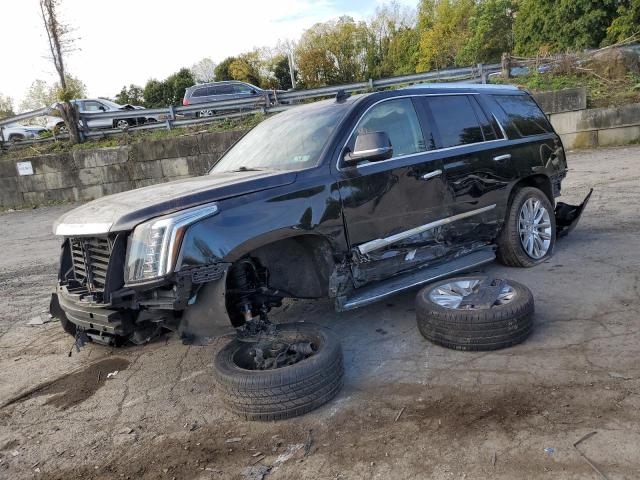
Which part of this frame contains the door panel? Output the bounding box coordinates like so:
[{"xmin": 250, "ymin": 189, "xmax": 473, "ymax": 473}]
[
  {"xmin": 420, "ymin": 95, "xmax": 515, "ymax": 246},
  {"xmin": 337, "ymin": 97, "xmax": 448, "ymax": 285}
]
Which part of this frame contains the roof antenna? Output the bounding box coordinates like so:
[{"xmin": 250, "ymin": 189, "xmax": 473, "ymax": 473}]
[{"xmin": 335, "ymin": 89, "xmax": 348, "ymax": 103}]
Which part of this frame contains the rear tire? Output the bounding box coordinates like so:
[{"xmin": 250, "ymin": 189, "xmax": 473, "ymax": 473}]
[
  {"xmin": 416, "ymin": 277, "xmax": 534, "ymax": 351},
  {"xmin": 497, "ymin": 187, "xmax": 556, "ymax": 267},
  {"xmin": 214, "ymin": 323, "xmax": 344, "ymax": 421}
]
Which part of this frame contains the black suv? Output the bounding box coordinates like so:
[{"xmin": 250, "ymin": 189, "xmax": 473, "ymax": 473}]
[{"xmin": 50, "ymin": 84, "xmax": 587, "ymax": 345}]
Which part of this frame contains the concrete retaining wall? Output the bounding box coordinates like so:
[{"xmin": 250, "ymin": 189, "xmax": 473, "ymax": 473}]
[
  {"xmin": 549, "ymin": 103, "xmax": 640, "ymax": 149},
  {"xmin": 0, "ymin": 130, "xmax": 245, "ymax": 208},
  {"xmin": 533, "ymin": 87, "xmax": 587, "ymax": 114}
]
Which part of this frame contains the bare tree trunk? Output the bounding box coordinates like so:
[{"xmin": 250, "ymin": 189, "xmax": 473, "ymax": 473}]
[{"xmin": 40, "ymin": 0, "xmax": 82, "ymax": 144}]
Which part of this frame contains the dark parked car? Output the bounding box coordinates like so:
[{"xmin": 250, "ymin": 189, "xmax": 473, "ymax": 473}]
[
  {"xmin": 182, "ymin": 81, "xmax": 282, "ymax": 118},
  {"xmin": 51, "ymin": 84, "xmax": 589, "ymax": 347}
]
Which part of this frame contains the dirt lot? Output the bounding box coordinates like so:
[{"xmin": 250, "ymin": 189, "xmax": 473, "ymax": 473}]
[{"xmin": 1, "ymin": 145, "xmax": 639, "ymax": 480}]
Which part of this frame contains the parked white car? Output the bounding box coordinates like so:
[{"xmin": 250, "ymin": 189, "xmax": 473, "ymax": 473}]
[
  {"xmin": 45, "ymin": 99, "xmax": 163, "ymax": 133},
  {"xmin": 0, "ymin": 123, "xmax": 47, "ymax": 142}
]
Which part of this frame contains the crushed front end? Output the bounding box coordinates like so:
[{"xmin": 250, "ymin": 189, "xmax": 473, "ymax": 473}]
[{"xmin": 50, "ymin": 203, "xmax": 231, "ymax": 346}]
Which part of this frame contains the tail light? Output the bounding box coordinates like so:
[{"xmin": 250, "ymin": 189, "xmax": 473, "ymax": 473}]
[{"xmin": 182, "ymin": 98, "xmax": 190, "ymax": 106}]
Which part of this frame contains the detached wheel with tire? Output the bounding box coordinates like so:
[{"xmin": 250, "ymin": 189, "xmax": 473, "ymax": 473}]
[
  {"xmin": 497, "ymin": 187, "xmax": 556, "ymax": 267},
  {"xmin": 416, "ymin": 276, "xmax": 534, "ymax": 351},
  {"xmin": 214, "ymin": 323, "xmax": 344, "ymax": 421}
]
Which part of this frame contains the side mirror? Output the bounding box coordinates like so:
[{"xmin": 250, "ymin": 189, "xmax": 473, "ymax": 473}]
[
  {"xmin": 98, "ymin": 106, "xmax": 106, "ymax": 112},
  {"xmin": 250, "ymin": 89, "xmax": 257, "ymax": 95},
  {"xmin": 344, "ymin": 131, "xmax": 393, "ymax": 164}
]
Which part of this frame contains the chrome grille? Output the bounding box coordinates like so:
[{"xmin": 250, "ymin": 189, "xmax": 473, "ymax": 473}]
[{"xmin": 70, "ymin": 237, "xmax": 112, "ymax": 292}]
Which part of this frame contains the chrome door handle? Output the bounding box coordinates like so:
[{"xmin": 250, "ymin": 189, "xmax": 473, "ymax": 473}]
[
  {"xmin": 421, "ymin": 169, "xmax": 442, "ymax": 180},
  {"xmin": 493, "ymin": 154, "xmax": 511, "ymax": 162}
]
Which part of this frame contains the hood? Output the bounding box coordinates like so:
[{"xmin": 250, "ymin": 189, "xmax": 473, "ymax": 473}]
[{"xmin": 53, "ymin": 169, "xmax": 297, "ymax": 235}]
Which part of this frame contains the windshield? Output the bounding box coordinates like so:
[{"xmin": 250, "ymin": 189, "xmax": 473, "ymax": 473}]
[{"xmin": 211, "ymin": 100, "xmax": 349, "ymax": 172}]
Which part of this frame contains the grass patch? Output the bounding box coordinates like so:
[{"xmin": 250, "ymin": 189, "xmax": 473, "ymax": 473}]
[
  {"xmin": 495, "ymin": 72, "xmax": 640, "ymax": 109},
  {"xmin": 0, "ymin": 113, "xmax": 265, "ymax": 160}
]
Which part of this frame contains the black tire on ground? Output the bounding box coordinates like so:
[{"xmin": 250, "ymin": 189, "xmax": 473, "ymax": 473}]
[
  {"xmin": 497, "ymin": 186, "xmax": 556, "ymax": 267},
  {"xmin": 416, "ymin": 277, "xmax": 534, "ymax": 351},
  {"xmin": 214, "ymin": 323, "xmax": 344, "ymax": 421},
  {"xmin": 8, "ymin": 134, "xmax": 25, "ymax": 143}
]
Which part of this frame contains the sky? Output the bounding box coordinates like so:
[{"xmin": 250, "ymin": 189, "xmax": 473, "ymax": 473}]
[{"xmin": 1, "ymin": 0, "xmax": 417, "ymax": 111}]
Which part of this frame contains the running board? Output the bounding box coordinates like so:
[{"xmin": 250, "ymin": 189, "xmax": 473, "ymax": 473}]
[{"xmin": 338, "ymin": 247, "xmax": 496, "ymax": 311}]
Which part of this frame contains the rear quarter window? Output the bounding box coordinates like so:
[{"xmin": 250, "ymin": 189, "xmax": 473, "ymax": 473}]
[
  {"xmin": 493, "ymin": 94, "xmax": 553, "ymax": 137},
  {"xmin": 191, "ymin": 88, "xmax": 208, "ymax": 98}
]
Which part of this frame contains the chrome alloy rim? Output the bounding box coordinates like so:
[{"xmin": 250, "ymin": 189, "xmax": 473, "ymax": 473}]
[
  {"xmin": 428, "ymin": 279, "xmax": 516, "ymax": 309},
  {"xmin": 518, "ymin": 198, "xmax": 552, "ymax": 259},
  {"xmin": 199, "ymin": 109, "xmax": 214, "ymax": 117},
  {"xmin": 116, "ymin": 120, "xmax": 129, "ymax": 129}
]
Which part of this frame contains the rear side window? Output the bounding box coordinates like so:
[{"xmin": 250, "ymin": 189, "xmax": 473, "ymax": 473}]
[
  {"xmin": 494, "ymin": 95, "xmax": 552, "ymax": 137},
  {"xmin": 191, "ymin": 88, "xmax": 208, "ymax": 98},
  {"xmin": 350, "ymin": 98, "xmax": 426, "ymax": 158},
  {"xmin": 234, "ymin": 84, "xmax": 253, "ymax": 94},
  {"xmin": 427, "ymin": 96, "xmax": 484, "ymax": 148},
  {"xmin": 212, "ymin": 84, "xmax": 234, "ymax": 95}
]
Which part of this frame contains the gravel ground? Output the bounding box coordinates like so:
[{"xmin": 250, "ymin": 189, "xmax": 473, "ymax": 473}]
[{"xmin": 1, "ymin": 145, "xmax": 639, "ymax": 479}]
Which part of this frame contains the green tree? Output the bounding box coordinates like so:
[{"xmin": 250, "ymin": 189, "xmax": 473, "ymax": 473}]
[
  {"xmin": 143, "ymin": 68, "xmax": 195, "ymax": 107},
  {"xmin": 416, "ymin": 0, "xmax": 476, "ymax": 71},
  {"xmin": 229, "ymin": 51, "xmax": 263, "ymax": 86},
  {"xmin": 20, "ymin": 76, "xmax": 86, "ymax": 112},
  {"xmin": 606, "ymin": 0, "xmax": 640, "ymax": 44},
  {"xmin": 115, "ymin": 84, "xmax": 144, "ymax": 106},
  {"xmin": 0, "ymin": 94, "xmax": 14, "ymax": 118},
  {"xmin": 365, "ymin": 2, "xmax": 418, "ymax": 77},
  {"xmin": 296, "ymin": 16, "xmax": 369, "ymax": 88},
  {"xmin": 272, "ymin": 55, "xmax": 295, "ymax": 90},
  {"xmin": 457, "ymin": 0, "xmax": 516, "ymax": 65},
  {"xmin": 513, "ymin": 0, "xmax": 618, "ymax": 56},
  {"xmin": 214, "ymin": 57, "xmax": 237, "ymax": 81}
]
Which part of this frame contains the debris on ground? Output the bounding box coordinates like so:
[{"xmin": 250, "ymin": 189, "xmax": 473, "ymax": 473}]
[
  {"xmin": 544, "ymin": 447, "xmax": 555, "ymax": 455},
  {"xmin": 573, "ymin": 431, "xmax": 610, "ymax": 480},
  {"xmin": 394, "ymin": 406, "xmax": 405, "ymax": 422},
  {"xmin": 106, "ymin": 371, "xmax": 119, "ymax": 379},
  {"xmin": 27, "ymin": 315, "xmax": 51, "ymax": 326},
  {"xmin": 242, "ymin": 465, "xmax": 271, "ymax": 480},
  {"xmin": 304, "ymin": 430, "xmax": 314, "ymax": 457},
  {"xmin": 225, "ymin": 437, "xmax": 242, "ymax": 444}
]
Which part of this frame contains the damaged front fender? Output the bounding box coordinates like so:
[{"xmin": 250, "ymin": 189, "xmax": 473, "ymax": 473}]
[{"xmin": 555, "ymin": 188, "xmax": 593, "ymax": 238}]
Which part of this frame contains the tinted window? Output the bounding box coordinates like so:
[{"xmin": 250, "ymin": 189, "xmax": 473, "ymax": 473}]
[
  {"xmin": 192, "ymin": 88, "xmax": 208, "ymax": 98},
  {"xmin": 234, "ymin": 84, "xmax": 254, "ymax": 94},
  {"xmin": 212, "ymin": 84, "xmax": 234, "ymax": 95},
  {"xmin": 350, "ymin": 98, "xmax": 425, "ymax": 158},
  {"xmin": 428, "ymin": 96, "xmax": 484, "ymax": 148},
  {"xmin": 494, "ymin": 94, "xmax": 552, "ymax": 137},
  {"xmin": 470, "ymin": 97, "xmax": 501, "ymax": 140}
]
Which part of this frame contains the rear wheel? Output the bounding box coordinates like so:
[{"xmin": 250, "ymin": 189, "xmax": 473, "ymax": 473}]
[
  {"xmin": 8, "ymin": 134, "xmax": 25, "ymax": 143},
  {"xmin": 114, "ymin": 119, "xmax": 131, "ymax": 129},
  {"xmin": 196, "ymin": 109, "xmax": 215, "ymax": 118},
  {"xmin": 214, "ymin": 323, "xmax": 344, "ymax": 421},
  {"xmin": 497, "ymin": 187, "xmax": 556, "ymax": 267}
]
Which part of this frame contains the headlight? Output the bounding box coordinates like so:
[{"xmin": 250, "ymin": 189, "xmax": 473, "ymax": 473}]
[{"xmin": 125, "ymin": 203, "xmax": 219, "ymax": 283}]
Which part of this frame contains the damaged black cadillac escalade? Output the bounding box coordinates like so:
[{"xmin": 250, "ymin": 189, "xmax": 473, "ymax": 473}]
[{"xmin": 50, "ymin": 84, "xmax": 589, "ymax": 346}]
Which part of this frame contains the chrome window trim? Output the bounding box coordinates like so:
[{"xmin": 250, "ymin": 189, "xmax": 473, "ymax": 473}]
[
  {"xmin": 336, "ymin": 93, "xmax": 509, "ymax": 172},
  {"xmin": 492, "ymin": 112, "xmax": 508, "ymax": 139},
  {"xmin": 356, "ymin": 204, "xmax": 496, "ymax": 255}
]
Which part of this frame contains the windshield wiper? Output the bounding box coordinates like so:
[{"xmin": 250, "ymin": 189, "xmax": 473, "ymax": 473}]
[{"xmin": 231, "ymin": 166, "xmax": 264, "ymax": 172}]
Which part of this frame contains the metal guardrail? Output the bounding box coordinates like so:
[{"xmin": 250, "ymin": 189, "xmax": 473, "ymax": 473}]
[{"xmin": 0, "ymin": 62, "xmax": 500, "ymax": 148}]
